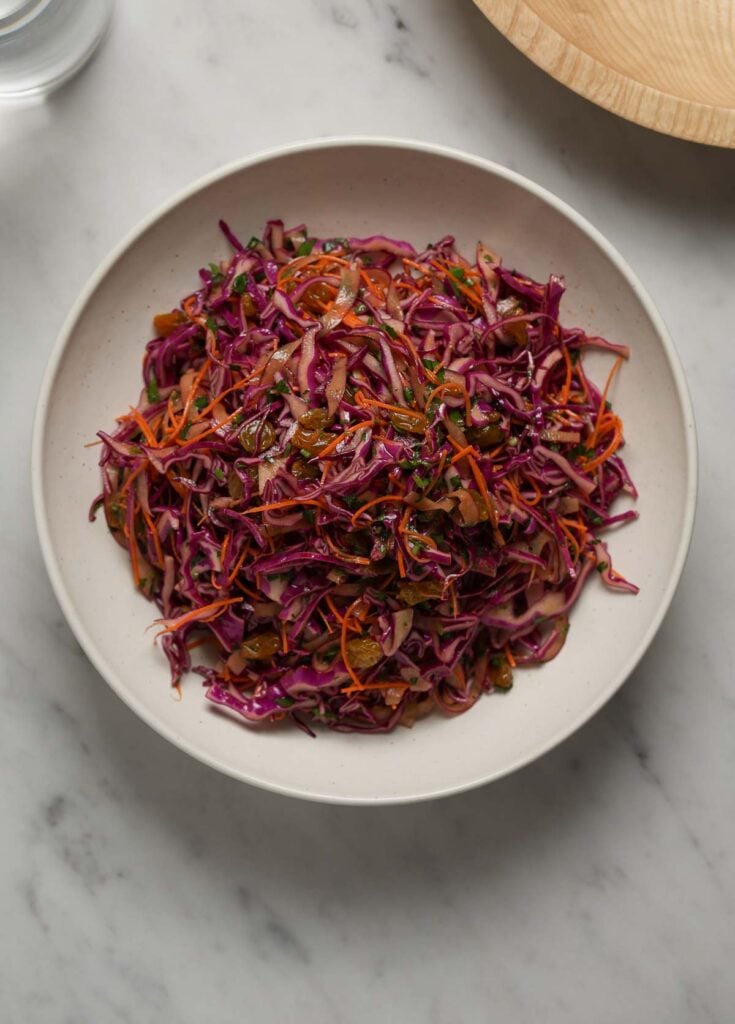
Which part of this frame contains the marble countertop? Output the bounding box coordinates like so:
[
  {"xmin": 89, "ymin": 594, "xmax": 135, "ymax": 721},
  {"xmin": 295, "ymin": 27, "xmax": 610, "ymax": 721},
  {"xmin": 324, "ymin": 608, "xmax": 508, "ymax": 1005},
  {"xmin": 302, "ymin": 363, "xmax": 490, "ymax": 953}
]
[{"xmin": 2, "ymin": 1, "xmax": 734, "ymax": 1021}]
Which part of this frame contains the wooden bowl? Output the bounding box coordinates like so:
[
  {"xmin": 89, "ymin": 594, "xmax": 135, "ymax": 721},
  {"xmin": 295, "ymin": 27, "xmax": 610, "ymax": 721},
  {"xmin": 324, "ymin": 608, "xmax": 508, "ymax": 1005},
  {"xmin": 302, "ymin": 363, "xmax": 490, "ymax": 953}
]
[{"xmin": 473, "ymin": 0, "xmax": 735, "ymax": 147}]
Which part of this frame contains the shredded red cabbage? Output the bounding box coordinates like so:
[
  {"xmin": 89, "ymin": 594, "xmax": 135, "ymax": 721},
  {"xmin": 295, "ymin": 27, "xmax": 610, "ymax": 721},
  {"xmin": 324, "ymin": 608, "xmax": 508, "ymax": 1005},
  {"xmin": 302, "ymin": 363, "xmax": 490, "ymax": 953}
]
[{"xmin": 91, "ymin": 219, "xmax": 638, "ymax": 734}]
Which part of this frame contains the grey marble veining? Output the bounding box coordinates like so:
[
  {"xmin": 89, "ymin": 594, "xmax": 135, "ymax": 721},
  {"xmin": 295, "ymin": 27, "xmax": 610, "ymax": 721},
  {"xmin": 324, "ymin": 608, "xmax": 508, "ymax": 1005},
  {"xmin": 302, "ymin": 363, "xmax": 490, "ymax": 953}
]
[{"xmin": 1, "ymin": 1, "xmax": 734, "ymax": 1021}]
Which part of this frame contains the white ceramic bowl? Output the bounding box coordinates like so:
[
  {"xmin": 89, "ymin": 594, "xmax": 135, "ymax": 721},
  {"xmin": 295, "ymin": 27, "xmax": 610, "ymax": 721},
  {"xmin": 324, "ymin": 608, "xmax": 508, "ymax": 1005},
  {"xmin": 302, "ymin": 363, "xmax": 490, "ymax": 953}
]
[{"xmin": 32, "ymin": 138, "xmax": 697, "ymax": 804}]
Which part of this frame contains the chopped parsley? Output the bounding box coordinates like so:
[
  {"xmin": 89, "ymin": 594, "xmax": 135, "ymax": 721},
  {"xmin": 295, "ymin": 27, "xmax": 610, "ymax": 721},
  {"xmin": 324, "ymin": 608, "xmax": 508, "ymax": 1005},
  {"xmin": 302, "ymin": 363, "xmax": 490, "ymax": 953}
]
[
  {"xmin": 208, "ymin": 263, "xmax": 225, "ymax": 286},
  {"xmin": 297, "ymin": 238, "xmax": 316, "ymax": 256},
  {"xmin": 146, "ymin": 372, "xmax": 159, "ymax": 404}
]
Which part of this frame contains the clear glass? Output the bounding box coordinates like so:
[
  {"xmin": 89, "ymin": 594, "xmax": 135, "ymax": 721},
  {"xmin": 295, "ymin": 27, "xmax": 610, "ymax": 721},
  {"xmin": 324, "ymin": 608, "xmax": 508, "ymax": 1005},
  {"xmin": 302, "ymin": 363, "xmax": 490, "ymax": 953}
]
[{"xmin": 0, "ymin": 0, "xmax": 113, "ymax": 99}]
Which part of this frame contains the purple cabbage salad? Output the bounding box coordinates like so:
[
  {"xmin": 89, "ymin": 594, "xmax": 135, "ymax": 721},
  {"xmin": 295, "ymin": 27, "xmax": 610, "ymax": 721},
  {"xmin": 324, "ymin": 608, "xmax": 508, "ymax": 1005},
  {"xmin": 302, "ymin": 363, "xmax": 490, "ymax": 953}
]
[{"xmin": 91, "ymin": 218, "xmax": 638, "ymax": 734}]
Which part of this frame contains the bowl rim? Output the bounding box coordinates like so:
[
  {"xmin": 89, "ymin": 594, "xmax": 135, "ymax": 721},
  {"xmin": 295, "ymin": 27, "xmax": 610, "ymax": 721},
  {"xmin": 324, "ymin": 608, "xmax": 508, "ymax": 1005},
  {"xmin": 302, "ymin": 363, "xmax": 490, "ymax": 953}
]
[{"xmin": 31, "ymin": 136, "xmax": 698, "ymax": 805}]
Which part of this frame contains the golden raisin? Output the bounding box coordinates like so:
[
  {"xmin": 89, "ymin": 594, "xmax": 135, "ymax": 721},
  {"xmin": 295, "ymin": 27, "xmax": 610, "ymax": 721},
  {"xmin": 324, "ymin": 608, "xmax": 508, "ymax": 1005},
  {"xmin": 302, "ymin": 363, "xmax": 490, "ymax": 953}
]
[
  {"xmin": 239, "ymin": 419, "xmax": 276, "ymax": 454},
  {"xmin": 398, "ymin": 580, "xmax": 445, "ymax": 606},
  {"xmin": 153, "ymin": 310, "xmax": 187, "ymax": 338},
  {"xmin": 240, "ymin": 633, "xmax": 281, "ymax": 660},
  {"xmin": 490, "ymin": 657, "xmax": 513, "ymax": 689},
  {"xmin": 389, "ymin": 411, "xmax": 427, "ymax": 435},
  {"xmin": 345, "ymin": 637, "xmax": 383, "ymax": 669}
]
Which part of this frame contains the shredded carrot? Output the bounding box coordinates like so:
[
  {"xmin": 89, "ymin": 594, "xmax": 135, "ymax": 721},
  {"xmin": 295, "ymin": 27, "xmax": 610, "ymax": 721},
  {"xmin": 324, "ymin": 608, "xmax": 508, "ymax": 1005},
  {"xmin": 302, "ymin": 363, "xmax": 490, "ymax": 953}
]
[
  {"xmin": 323, "ymin": 533, "xmax": 371, "ymax": 565},
  {"xmin": 403, "ymin": 529, "xmax": 437, "ymax": 550},
  {"xmin": 233, "ymin": 578, "xmax": 263, "ymax": 601},
  {"xmin": 225, "ymin": 542, "xmax": 251, "ymax": 587},
  {"xmin": 584, "ymin": 418, "xmax": 623, "ymax": 472},
  {"xmin": 558, "ymin": 518, "xmax": 581, "ymax": 559},
  {"xmin": 396, "ymin": 546, "xmax": 407, "ymax": 578},
  {"xmin": 449, "ymin": 580, "xmax": 459, "ymax": 618},
  {"xmin": 281, "ymin": 620, "xmax": 289, "ymax": 655},
  {"xmin": 219, "ymin": 532, "xmax": 230, "ymax": 569},
  {"xmin": 519, "ymin": 472, "xmax": 542, "ymax": 506},
  {"xmin": 450, "ymin": 443, "xmax": 476, "ymax": 464},
  {"xmin": 340, "ymin": 599, "xmax": 364, "ymax": 690},
  {"xmin": 317, "ymin": 606, "xmax": 335, "ymax": 634},
  {"xmin": 119, "ymin": 460, "xmax": 148, "ymax": 496},
  {"xmin": 128, "ymin": 407, "xmax": 159, "ymax": 448},
  {"xmin": 325, "ymin": 594, "xmax": 345, "ymax": 625},
  {"xmin": 128, "ymin": 532, "xmax": 141, "ymax": 588},
  {"xmin": 171, "ymin": 357, "xmax": 211, "ymax": 439},
  {"xmin": 428, "ymin": 259, "xmax": 482, "ymax": 309},
  {"xmin": 593, "ymin": 355, "xmax": 624, "ymax": 438},
  {"xmin": 397, "ymin": 329, "xmax": 439, "ymax": 384},
  {"xmin": 141, "ymin": 506, "xmax": 164, "ymax": 568},
  {"xmin": 244, "ymin": 497, "xmax": 325, "ymax": 516},
  {"xmin": 317, "ymin": 419, "xmax": 375, "ymax": 459},
  {"xmin": 402, "ymin": 257, "xmax": 431, "ymax": 278},
  {"xmin": 424, "ymin": 381, "xmax": 465, "ymax": 410},
  {"xmin": 350, "ymin": 494, "xmax": 407, "ymax": 526},
  {"xmin": 155, "ymin": 597, "xmax": 242, "ymax": 635},
  {"xmin": 447, "ymin": 437, "xmax": 498, "ymax": 527},
  {"xmin": 356, "ymin": 391, "xmax": 426, "ymax": 422},
  {"xmin": 467, "ymin": 453, "xmax": 498, "ymax": 528},
  {"xmin": 176, "ymin": 406, "xmax": 243, "ymax": 447},
  {"xmin": 504, "ymin": 644, "xmax": 517, "ymax": 668},
  {"xmin": 341, "ymin": 681, "xmax": 410, "ymax": 695}
]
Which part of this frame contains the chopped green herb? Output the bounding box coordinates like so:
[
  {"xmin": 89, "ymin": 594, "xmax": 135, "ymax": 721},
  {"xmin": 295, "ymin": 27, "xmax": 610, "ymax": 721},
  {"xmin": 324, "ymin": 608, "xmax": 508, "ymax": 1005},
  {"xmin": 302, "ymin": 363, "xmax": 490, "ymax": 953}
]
[
  {"xmin": 381, "ymin": 323, "xmax": 398, "ymax": 340},
  {"xmin": 589, "ymin": 513, "xmax": 604, "ymax": 526},
  {"xmin": 232, "ymin": 273, "xmax": 248, "ymax": 294},
  {"xmin": 179, "ymin": 421, "xmax": 192, "ymax": 440},
  {"xmin": 449, "ymin": 476, "xmax": 462, "ymax": 490},
  {"xmin": 323, "ymin": 237, "xmax": 347, "ymax": 253},
  {"xmin": 422, "ymin": 357, "xmax": 438, "ymax": 372},
  {"xmin": 297, "ymin": 238, "xmax": 316, "ymax": 257},
  {"xmin": 569, "ymin": 444, "xmax": 594, "ymax": 459},
  {"xmin": 449, "ymin": 408, "xmax": 463, "ymax": 424},
  {"xmin": 246, "ymin": 236, "xmax": 260, "ymax": 250},
  {"xmin": 276, "ymin": 697, "xmax": 295, "ymax": 708},
  {"xmin": 436, "ymin": 366, "xmax": 446, "ymax": 383},
  {"xmin": 208, "ymin": 262, "xmax": 225, "ymax": 286},
  {"xmin": 353, "ymin": 302, "xmax": 368, "ymax": 315},
  {"xmin": 403, "ymin": 386, "xmax": 415, "ymax": 403},
  {"xmin": 146, "ymin": 372, "xmax": 160, "ymax": 404},
  {"xmin": 596, "ymin": 561, "xmax": 608, "ymax": 574},
  {"xmin": 213, "ymin": 467, "xmax": 225, "ymax": 483},
  {"xmin": 300, "ymin": 449, "xmax": 313, "ymax": 459},
  {"xmin": 194, "ymin": 395, "xmax": 208, "ymax": 411},
  {"xmin": 206, "ymin": 316, "xmax": 217, "ymax": 332},
  {"xmin": 414, "ymin": 473, "xmax": 431, "ymax": 488},
  {"xmin": 571, "ymin": 349, "xmax": 580, "ymax": 366},
  {"xmin": 605, "ymin": 399, "xmax": 612, "ymax": 411}
]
